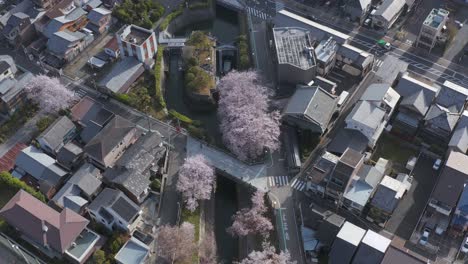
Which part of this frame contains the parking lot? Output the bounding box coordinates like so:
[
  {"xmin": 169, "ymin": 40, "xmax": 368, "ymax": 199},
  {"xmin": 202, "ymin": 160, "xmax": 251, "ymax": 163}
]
[{"xmin": 385, "ymin": 154, "xmax": 439, "ymax": 240}]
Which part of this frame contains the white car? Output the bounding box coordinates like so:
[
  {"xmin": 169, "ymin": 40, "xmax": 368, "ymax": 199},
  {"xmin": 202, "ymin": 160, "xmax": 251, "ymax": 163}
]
[
  {"xmin": 432, "ymin": 159, "xmax": 442, "ymax": 170},
  {"xmin": 461, "ymin": 236, "xmax": 468, "ymax": 253},
  {"xmin": 419, "ymin": 228, "xmax": 430, "ymax": 245}
]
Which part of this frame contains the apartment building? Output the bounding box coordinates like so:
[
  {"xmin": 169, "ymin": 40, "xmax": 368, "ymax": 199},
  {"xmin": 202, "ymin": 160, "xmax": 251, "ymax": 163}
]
[{"xmin": 416, "ymin": 8, "xmax": 449, "ymax": 51}]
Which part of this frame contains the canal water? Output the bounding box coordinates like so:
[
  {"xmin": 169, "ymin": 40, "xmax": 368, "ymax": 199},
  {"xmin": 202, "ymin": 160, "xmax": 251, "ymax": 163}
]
[{"xmin": 165, "ymin": 4, "xmax": 241, "ymax": 262}]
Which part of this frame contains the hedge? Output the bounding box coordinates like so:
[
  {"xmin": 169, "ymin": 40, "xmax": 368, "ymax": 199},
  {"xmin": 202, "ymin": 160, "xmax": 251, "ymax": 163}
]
[
  {"xmin": 187, "ymin": 125, "xmax": 205, "ymax": 139},
  {"xmin": 154, "ymin": 47, "xmax": 166, "ymax": 109},
  {"xmin": 169, "ymin": 109, "xmax": 193, "ymax": 124},
  {"xmin": 0, "ymin": 171, "xmax": 46, "ymax": 202},
  {"xmin": 160, "ymin": 8, "xmax": 183, "ymax": 30},
  {"xmin": 113, "ymin": 93, "xmax": 131, "ymax": 105}
]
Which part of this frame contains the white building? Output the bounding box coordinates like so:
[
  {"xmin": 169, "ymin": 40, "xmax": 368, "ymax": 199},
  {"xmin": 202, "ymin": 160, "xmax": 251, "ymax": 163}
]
[
  {"xmin": 117, "ymin": 24, "xmax": 157, "ymax": 65},
  {"xmin": 372, "ymin": 0, "xmax": 406, "ymax": 31},
  {"xmin": 417, "ymin": 8, "xmax": 449, "ymax": 51}
]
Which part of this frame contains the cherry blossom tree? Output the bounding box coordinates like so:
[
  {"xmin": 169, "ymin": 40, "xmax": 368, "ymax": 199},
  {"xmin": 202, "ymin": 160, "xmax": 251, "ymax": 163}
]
[
  {"xmin": 236, "ymin": 242, "xmax": 296, "ymax": 264},
  {"xmin": 176, "ymin": 154, "xmax": 216, "ymax": 212},
  {"xmin": 227, "ymin": 190, "xmax": 273, "ymax": 237},
  {"xmin": 157, "ymin": 222, "xmax": 198, "ymax": 263},
  {"xmin": 217, "ymin": 71, "xmax": 281, "ymax": 161},
  {"xmin": 24, "ymin": 75, "xmax": 77, "ymax": 114}
]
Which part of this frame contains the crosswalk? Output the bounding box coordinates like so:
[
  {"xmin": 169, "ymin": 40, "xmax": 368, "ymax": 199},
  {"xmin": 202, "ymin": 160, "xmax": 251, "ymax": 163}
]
[
  {"xmin": 246, "ymin": 6, "xmax": 271, "ymax": 20},
  {"xmin": 268, "ymin": 176, "xmax": 290, "ymax": 187},
  {"xmin": 290, "ymin": 178, "xmax": 306, "ymax": 191},
  {"xmin": 374, "ymin": 59, "xmax": 384, "ymax": 67},
  {"xmin": 75, "ymin": 88, "xmax": 87, "ymax": 98}
]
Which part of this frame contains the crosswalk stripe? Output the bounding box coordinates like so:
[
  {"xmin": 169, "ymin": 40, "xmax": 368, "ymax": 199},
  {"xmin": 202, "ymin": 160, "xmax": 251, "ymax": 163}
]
[{"xmin": 269, "ymin": 177, "xmax": 273, "ymax": 186}]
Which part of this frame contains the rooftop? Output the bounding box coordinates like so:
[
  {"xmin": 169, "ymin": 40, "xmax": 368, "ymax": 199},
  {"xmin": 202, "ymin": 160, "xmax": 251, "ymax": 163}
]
[
  {"xmin": 114, "ymin": 237, "xmax": 149, "ymax": 264},
  {"xmin": 315, "ymin": 37, "xmax": 338, "ymax": 63},
  {"xmin": 65, "ymin": 229, "xmax": 100, "ymax": 263},
  {"xmin": 423, "ymin": 8, "xmax": 449, "ymax": 29},
  {"xmin": 273, "ymin": 27, "xmax": 316, "ymax": 69},
  {"xmin": 118, "ymin": 24, "xmax": 152, "ymax": 46},
  {"xmin": 336, "ymin": 221, "xmax": 366, "ymax": 246}
]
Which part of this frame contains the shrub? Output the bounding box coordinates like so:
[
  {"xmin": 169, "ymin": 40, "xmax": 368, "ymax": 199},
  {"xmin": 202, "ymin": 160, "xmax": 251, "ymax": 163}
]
[
  {"xmin": 187, "ymin": 125, "xmax": 205, "ymax": 139},
  {"xmin": 169, "ymin": 109, "xmax": 193, "ymax": 124},
  {"xmin": 113, "ymin": 93, "xmax": 131, "ymax": 105},
  {"xmin": 160, "ymin": 8, "xmax": 183, "ymax": 30},
  {"xmin": 154, "ymin": 47, "xmax": 166, "ymax": 109},
  {"xmin": 150, "ymin": 179, "xmax": 161, "ymax": 192},
  {"xmin": 0, "ymin": 171, "xmax": 46, "ymax": 202},
  {"xmin": 36, "ymin": 116, "xmax": 54, "ymax": 133}
]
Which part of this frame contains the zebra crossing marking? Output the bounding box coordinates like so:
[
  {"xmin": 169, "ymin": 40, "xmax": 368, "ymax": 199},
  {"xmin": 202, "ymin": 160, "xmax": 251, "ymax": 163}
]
[
  {"xmin": 268, "ymin": 176, "xmax": 290, "ymax": 187},
  {"xmin": 247, "ymin": 6, "xmax": 270, "ymax": 20},
  {"xmin": 290, "ymin": 178, "xmax": 306, "ymax": 191}
]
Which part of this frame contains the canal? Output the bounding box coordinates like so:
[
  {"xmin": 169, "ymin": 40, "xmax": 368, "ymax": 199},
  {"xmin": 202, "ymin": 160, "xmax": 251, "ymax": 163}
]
[{"xmin": 165, "ymin": 4, "xmax": 241, "ymax": 262}]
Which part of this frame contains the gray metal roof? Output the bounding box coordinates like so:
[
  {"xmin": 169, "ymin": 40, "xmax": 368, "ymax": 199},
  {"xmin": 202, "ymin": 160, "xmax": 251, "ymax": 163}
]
[
  {"xmin": 435, "ymin": 81, "xmax": 468, "ymax": 113},
  {"xmin": 424, "ymin": 104, "xmax": 460, "ymax": 133},
  {"xmin": 360, "ymin": 83, "xmax": 390, "ymax": 102},
  {"xmin": 327, "ymin": 129, "xmax": 368, "ymax": 155},
  {"xmin": 273, "ymin": 27, "xmax": 316, "ymax": 70},
  {"xmin": 449, "ymin": 111, "xmax": 468, "ymax": 153},
  {"xmin": 47, "ymin": 30, "xmax": 86, "ymax": 55},
  {"xmin": 88, "ymin": 188, "xmax": 140, "ymax": 223},
  {"xmin": 396, "ymin": 75, "xmax": 439, "ymax": 116},
  {"xmin": 0, "ymin": 55, "xmax": 17, "ymax": 75},
  {"xmin": 68, "ymin": 163, "xmax": 102, "ymax": 196},
  {"xmin": 57, "ymin": 142, "xmax": 83, "ymax": 167},
  {"xmin": 87, "ymin": 7, "xmax": 110, "ymax": 25},
  {"xmin": 0, "ymin": 72, "xmax": 32, "ymax": 103},
  {"xmin": 347, "ymin": 100, "xmax": 386, "ymax": 132},
  {"xmin": 374, "ymin": 0, "xmax": 406, "ymax": 22},
  {"xmin": 38, "ymin": 115, "xmax": 76, "ymax": 153},
  {"xmin": 98, "ymin": 57, "xmax": 145, "ymax": 93},
  {"xmin": 86, "ymin": 0, "xmax": 102, "ymax": 8},
  {"xmin": 374, "ymin": 55, "xmax": 408, "ymax": 84},
  {"xmin": 284, "ymin": 85, "xmax": 338, "ymax": 132}
]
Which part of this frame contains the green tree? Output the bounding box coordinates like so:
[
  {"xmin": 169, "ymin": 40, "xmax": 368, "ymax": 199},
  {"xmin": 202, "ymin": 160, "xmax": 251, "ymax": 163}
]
[
  {"xmin": 92, "ymin": 250, "xmax": 106, "ymax": 264},
  {"xmin": 36, "ymin": 116, "xmax": 54, "ymax": 133}
]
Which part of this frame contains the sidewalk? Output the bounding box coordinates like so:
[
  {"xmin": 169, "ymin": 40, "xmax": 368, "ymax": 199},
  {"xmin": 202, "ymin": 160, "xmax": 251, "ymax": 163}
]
[{"xmin": 0, "ymin": 114, "xmax": 41, "ymax": 157}]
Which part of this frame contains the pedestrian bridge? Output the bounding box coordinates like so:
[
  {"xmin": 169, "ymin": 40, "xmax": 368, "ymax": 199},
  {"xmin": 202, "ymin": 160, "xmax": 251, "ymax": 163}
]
[{"xmin": 186, "ymin": 137, "xmax": 268, "ymax": 191}]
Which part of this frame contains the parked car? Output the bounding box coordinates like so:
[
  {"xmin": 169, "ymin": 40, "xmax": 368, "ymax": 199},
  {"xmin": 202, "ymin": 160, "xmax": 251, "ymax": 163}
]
[
  {"xmin": 364, "ymin": 18, "xmax": 371, "ymax": 26},
  {"xmin": 432, "ymin": 159, "xmax": 442, "ymax": 170},
  {"xmin": 419, "ymin": 228, "xmax": 431, "ymax": 245},
  {"xmin": 461, "ymin": 236, "xmax": 468, "ymax": 253}
]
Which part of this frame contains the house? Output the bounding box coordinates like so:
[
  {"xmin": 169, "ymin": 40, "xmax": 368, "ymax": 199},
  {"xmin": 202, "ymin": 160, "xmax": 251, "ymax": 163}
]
[
  {"xmin": 273, "ymin": 27, "xmax": 317, "ymax": 84},
  {"xmin": 84, "ymin": 115, "xmax": 138, "ymax": 169},
  {"xmin": 381, "ymin": 246, "xmax": 426, "ymax": 264},
  {"xmin": 87, "ymin": 188, "xmax": 142, "ymax": 232},
  {"xmin": 307, "ymin": 151, "xmax": 339, "ymax": 196},
  {"xmin": 372, "ymin": 0, "xmax": 407, "ymax": 31},
  {"xmin": 368, "ymin": 174, "xmax": 412, "ymax": 226},
  {"xmin": 57, "ymin": 142, "xmax": 84, "ymax": 170},
  {"xmin": 0, "ymin": 58, "xmax": 32, "ymax": 115},
  {"xmin": 393, "ymin": 73, "xmax": 439, "ymax": 136},
  {"xmin": 326, "ymin": 147, "xmax": 364, "ymax": 200},
  {"xmin": 46, "ymin": 30, "xmax": 94, "ymax": 65},
  {"xmin": 37, "ymin": 116, "xmax": 76, "ymax": 155},
  {"xmin": 373, "ymin": 55, "xmax": 408, "ymax": 85},
  {"xmin": 43, "ymin": 4, "xmax": 88, "ymax": 39},
  {"xmin": 417, "ymin": 8, "xmax": 450, "ymax": 51},
  {"xmin": 351, "ymin": 230, "xmax": 391, "ymax": 263},
  {"xmin": 429, "ymin": 151, "xmax": 468, "ymax": 216},
  {"xmin": 70, "ymin": 96, "xmax": 114, "ymax": 144},
  {"xmin": 450, "ymin": 182, "xmax": 468, "ymax": 235},
  {"xmin": 114, "ymin": 236, "xmax": 150, "ymax": 264},
  {"xmin": 98, "ymin": 57, "xmax": 145, "ymax": 94},
  {"xmin": 283, "ymin": 85, "xmax": 338, "ymax": 134},
  {"xmin": 117, "ymin": 24, "xmax": 157, "ymax": 65},
  {"xmin": 343, "ymin": 0, "xmax": 372, "ymax": 24},
  {"xmin": 103, "ymin": 132, "xmax": 166, "ymax": 204},
  {"xmin": 51, "ymin": 163, "xmax": 102, "ymax": 213},
  {"xmin": 0, "ymin": 143, "xmax": 27, "ymax": 172},
  {"xmin": 343, "ymin": 158, "xmax": 389, "ymax": 213},
  {"xmin": 14, "ymin": 146, "xmax": 68, "ymax": 198},
  {"xmin": 2, "ymin": 12, "xmax": 37, "ymax": 46},
  {"xmin": 337, "ymin": 44, "xmax": 374, "ymax": 77},
  {"xmin": 314, "ymin": 37, "xmax": 338, "ymax": 76},
  {"xmin": 84, "ymin": 0, "xmax": 102, "ymax": 11},
  {"xmin": 327, "ymin": 129, "xmax": 369, "ymax": 156},
  {"xmin": 33, "ymin": 0, "xmax": 61, "ymax": 9},
  {"xmin": 104, "ymin": 36, "xmax": 120, "ymax": 58},
  {"xmin": 328, "ymin": 221, "xmax": 366, "ymax": 264},
  {"xmin": 0, "ymin": 190, "xmax": 100, "ymax": 264},
  {"xmin": 421, "ymin": 81, "xmax": 468, "ymax": 144},
  {"xmin": 33, "ymin": 0, "xmax": 75, "ymax": 34},
  {"xmin": 345, "ymin": 83, "xmax": 400, "ymax": 148},
  {"xmin": 86, "ymin": 7, "xmax": 111, "ymax": 34},
  {"xmin": 448, "ymin": 111, "xmax": 468, "ymax": 154},
  {"xmin": 315, "ymin": 211, "xmax": 345, "ymax": 250}
]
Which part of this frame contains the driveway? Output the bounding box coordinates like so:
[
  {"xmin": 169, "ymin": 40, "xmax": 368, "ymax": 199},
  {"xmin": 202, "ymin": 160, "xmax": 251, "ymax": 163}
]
[{"xmin": 385, "ymin": 154, "xmax": 439, "ymax": 240}]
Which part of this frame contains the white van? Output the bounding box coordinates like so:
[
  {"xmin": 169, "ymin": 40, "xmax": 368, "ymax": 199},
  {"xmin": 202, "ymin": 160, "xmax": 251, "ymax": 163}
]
[{"xmin": 337, "ymin": 91, "xmax": 350, "ymax": 107}]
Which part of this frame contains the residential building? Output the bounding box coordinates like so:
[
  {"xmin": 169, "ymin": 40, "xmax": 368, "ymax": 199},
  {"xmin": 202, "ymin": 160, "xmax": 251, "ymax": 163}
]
[
  {"xmin": 37, "ymin": 116, "xmax": 76, "ymax": 155},
  {"xmin": 0, "ymin": 190, "xmax": 100, "ymax": 264},
  {"xmin": 46, "ymin": 30, "xmax": 94, "ymax": 66},
  {"xmin": 57, "ymin": 142, "xmax": 84, "ymax": 170},
  {"xmin": 283, "ymin": 85, "xmax": 338, "ymax": 134},
  {"xmin": 33, "ymin": 0, "xmax": 61, "ymax": 9},
  {"xmin": 51, "ymin": 163, "xmax": 102, "ymax": 213},
  {"xmin": 2, "ymin": 12, "xmax": 37, "ymax": 46},
  {"xmin": 328, "ymin": 221, "xmax": 366, "ymax": 264},
  {"xmin": 393, "ymin": 73, "xmax": 439, "ymax": 136},
  {"xmin": 0, "ymin": 143, "xmax": 27, "ymax": 172},
  {"xmin": 103, "ymin": 132, "xmax": 166, "ymax": 204},
  {"xmin": 114, "ymin": 236, "xmax": 150, "ymax": 264},
  {"xmin": 43, "ymin": 4, "xmax": 88, "ymax": 39},
  {"xmin": 448, "ymin": 111, "xmax": 468, "ymax": 154},
  {"xmin": 450, "ymin": 182, "xmax": 468, "ymax": 235},
  {"xmin": 381, "ymin": 246, "xmax": 426, "ymax": 264},
  {"xmin": 14, "ymin": 146, "xmax": 68, "ymax": 198},
  {"xmin": 421, "ymin": 81, "xmax": 468, "ymax": 144},
  {"xmin": 87, "ymin": 188, "xmax": 142, "ymax": 232},
  {"xmin": 351, "ymin": 230, "xmax": 391, "ymax": 263},
  {"xmin": 117, "ymin": 24, "xmax": 157, "ymax": 64},
  {"xmin": 343, "ymin": 158, "xmax": 389, "ymax": 213},
  {"xmin": 345, "ymin": 83, "xmax": 400, "ymax": 148},
  {"xmin": 98, "ymin": 57, "xmax": 145, "ymax": 94},
  {"xmin": 273, "ymin": 27, "xmax": 317, "ymax": 84},
  {"xmin": 314, "ymin": 211, "xmax": 345, "ymax": 250},
  {"xmin": 373, "ymin": 55, "xmax": 408, "ymax": 85},
  {"xmin": 368, "ymin": 174, "xmax": 412, "ymax": 226},
  {"xmin": 70, "ymin": 96, "xmax": 114, "ymax": 144},
  {"xmin": 372, "ymin": 0, "xmax": 407, "ymax": 31},
  {"xmin": 84, "ymin": 0, "xmax": 102, "ymax": 11},
  {"xmin": 337, "ymin": 43, "xmax": 374, "ymax": 77},
  {"xmin": 84, "ymin": 115, "xmax": 139, "ymax": 169},
  {"xmin": 314, "ymin": 37, "xmax": 338, "ymax": 76},
  {"xmin": 104, "ymin": 36, "xmax": 120, "ymax": 58},
  {"xmin": 34, "ymin": 0, "xmax": 75, "ymax": 34},
  {"xmin": 326, "ymin": 147, "xmax": 364, "ymax": 200},
  {"xmin": 0, "ymin": 57, "xmax": 32, "ymax": 115},
  {"xmin": 307, "ymin": 151, "xmax": 340, "ymax": 196},
  {"xmin": 86, "ymin": 7, "xmax": 111, "ymax": 34},
  {"xmin": 417, "ymin": 8, "xmax": 450, "ymax": 51},
  {"xmin": 343, "ymin": 0, "xmax": 372, "ymax": 24},
  {"xmin": 429, "ymin": 151, "xmax": 468, "ymax": 216}
]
